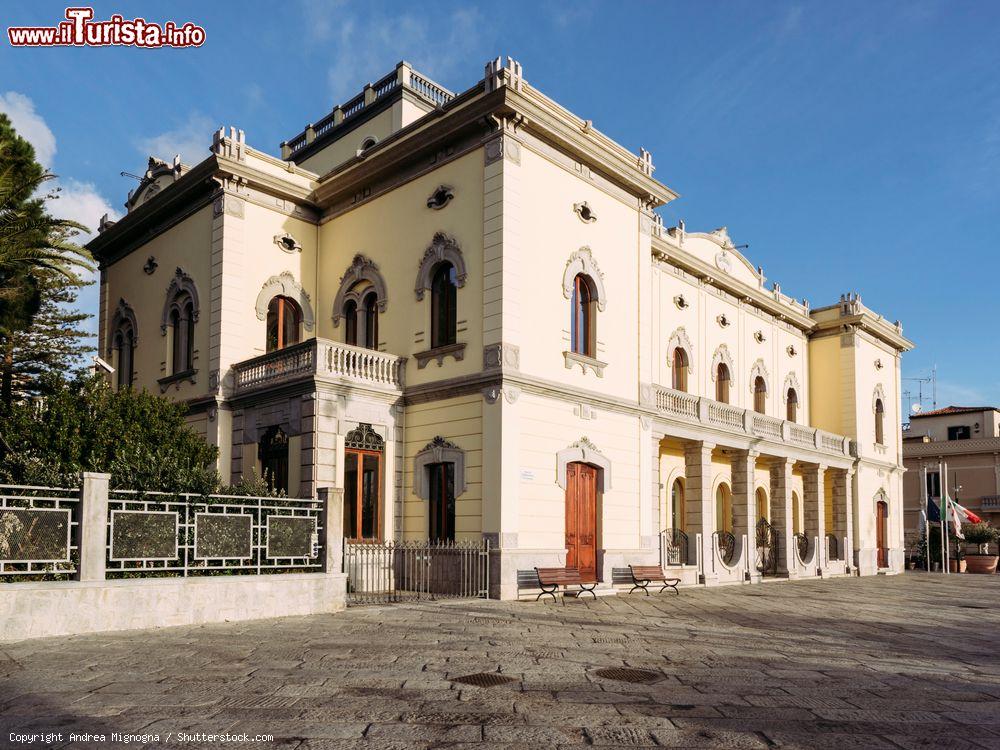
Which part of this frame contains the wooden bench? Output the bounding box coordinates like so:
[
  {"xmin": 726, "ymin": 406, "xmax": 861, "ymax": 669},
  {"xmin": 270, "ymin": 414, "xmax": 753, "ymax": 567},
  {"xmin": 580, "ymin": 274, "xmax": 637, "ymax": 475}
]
[
  {"xmin": 628, "ymin": 565, "xmax": 680, "ymax": 596},
  {"xmin": 534, "ymin": 567, "xmax": 597, "ymax": 602}
]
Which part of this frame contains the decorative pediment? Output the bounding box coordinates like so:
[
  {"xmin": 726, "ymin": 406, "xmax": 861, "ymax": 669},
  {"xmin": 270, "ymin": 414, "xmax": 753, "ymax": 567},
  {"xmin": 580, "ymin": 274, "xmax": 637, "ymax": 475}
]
[
  {"xmin": 749, "ymin": 358, "xmax": 770, "ymax": 393},
  {"xmin": 414, "ymin": 233, "xmax": 467, "ymax": 301},
  {"xmin": 255, "ymin": 271, "xmax": 315, "ymax": 331},
  {"xmin": 561, "ymin": 246, "xmax": 607, "ymax": 311},
  {"xmin": 667, "ymin": 327, "xmax": 694, "ymax": 369},
  {"xmin": 872, "ymin": 383, "xmax": 886, "ymax": 411},
  {"xmin": 556, "ymin": 437, "xmax": 612, "ymax": 493},
  {"xmin": 783, "ymin": 371, "xmax": 801, "ymax": 402},
  {"xmin": 161, "ymin": 267, "xmax": 199, "ymax": 334},
  {"xmin": 413, "ymin": 436, "xmax": 467, "ymax": 499},
  {"xmin": 108, "ymin": 298, "xmax": 138, "ymax": 356},
  {"xmin": 711, "ymin": 344, "xmax": 734, "ymax": 381},
  {"xmin": 333, "ymin": 254, "xmax": 388, "ymax": 326}
]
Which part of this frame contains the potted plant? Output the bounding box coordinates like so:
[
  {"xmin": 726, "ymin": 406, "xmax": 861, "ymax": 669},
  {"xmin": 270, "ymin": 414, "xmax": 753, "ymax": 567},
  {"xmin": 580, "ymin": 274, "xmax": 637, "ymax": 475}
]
[{"xmin": 962, "ymin": 522, "xmax": 999, "ymax": 574}]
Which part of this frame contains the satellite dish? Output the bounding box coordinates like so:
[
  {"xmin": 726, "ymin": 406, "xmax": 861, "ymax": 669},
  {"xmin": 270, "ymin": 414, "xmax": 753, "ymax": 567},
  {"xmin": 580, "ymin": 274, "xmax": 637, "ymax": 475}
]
[{"xmin": 912, "ymin": 403, "xmax": 923, "ymax": 414}]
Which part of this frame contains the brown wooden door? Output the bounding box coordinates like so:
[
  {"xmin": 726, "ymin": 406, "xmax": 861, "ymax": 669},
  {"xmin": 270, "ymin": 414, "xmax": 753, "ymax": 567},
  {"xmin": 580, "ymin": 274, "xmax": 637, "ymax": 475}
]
[
  {"xmin": 566, "ymin": 462, "xmax": 598, "ymax": 582},
  {"xmin": 875, "ymin": 500, "xmax": 888, "ymax": 568}
]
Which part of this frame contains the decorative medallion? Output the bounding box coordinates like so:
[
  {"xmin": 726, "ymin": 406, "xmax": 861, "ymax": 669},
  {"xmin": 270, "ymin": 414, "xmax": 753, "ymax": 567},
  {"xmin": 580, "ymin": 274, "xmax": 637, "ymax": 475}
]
[
  {"xmin": 717, "ymin": 314, "xmax": 730, "ymax": 328},
  {"xmin": 573, "ymin": 201, "xmax": 597, "ymax": 223},
  {"xmin": 674, "ymin": 294, "xmax": 688, "ymax": 310},
  {"xmin": 715, "ymin": 249, "xmax": 734, "ymax": 274},
  {"xmin": 143, "ymin": 256, "xmax": 158, "ymax": 275},
  {"xmin": 426, "ymin": 185, "xmax": 454, "ymax": 210},
  {"xmin": 273, "ymin": 233, "xmax": 302, "ymax": 254},
  {"xmin": 786, "ymin": 345, "xmax": 797, "ymax": 357},
  {"xmin": 754, "ymin": 330, "xmax": 766, "ymax": 343}
]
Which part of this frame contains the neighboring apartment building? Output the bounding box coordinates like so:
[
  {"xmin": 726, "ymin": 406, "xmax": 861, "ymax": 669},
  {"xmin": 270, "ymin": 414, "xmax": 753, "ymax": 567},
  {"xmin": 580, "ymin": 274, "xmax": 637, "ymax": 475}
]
[
  {"xmin": 88, "ymin": 58, "xmax": 913, "ymax": 598},
  {"xmin": 903, "ymin": 406, "xmax": 1000, "ymax": 534}
]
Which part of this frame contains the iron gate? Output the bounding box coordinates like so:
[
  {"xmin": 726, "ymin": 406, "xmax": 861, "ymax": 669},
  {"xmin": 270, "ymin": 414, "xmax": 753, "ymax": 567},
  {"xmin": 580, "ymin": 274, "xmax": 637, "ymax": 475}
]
[
  {"xmin": 344, "ymin": 538, "xmax": 490, "ymax": 605},
  {"xmin": 755, "ymin": 518, "xmax": 779, "ymax": 576}
]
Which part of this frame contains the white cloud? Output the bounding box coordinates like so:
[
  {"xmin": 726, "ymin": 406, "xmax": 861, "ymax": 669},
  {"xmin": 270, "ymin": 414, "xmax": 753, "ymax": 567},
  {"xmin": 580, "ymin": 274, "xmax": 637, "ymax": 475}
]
[
  {"xmin": 311, "ymin": 6, "xmax": 485, "ymax": 103},
  {"xmin": 50, "ymin": 178, "xmax": 119, "ymax": 243},
  {"xmin": 0, "ymin": 91, "xmax": 57, "ymax": 167},
  {"xmin": 135, "ymin": 113, "xmax": 213, "ymax": 166}
]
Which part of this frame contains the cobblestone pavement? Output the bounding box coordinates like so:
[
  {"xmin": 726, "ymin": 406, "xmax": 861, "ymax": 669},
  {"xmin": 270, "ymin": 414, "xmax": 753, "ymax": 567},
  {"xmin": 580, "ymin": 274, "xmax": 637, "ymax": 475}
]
[{"xmin": 2, "ymin": 573, "xmax": 1000, "ymax": 749}]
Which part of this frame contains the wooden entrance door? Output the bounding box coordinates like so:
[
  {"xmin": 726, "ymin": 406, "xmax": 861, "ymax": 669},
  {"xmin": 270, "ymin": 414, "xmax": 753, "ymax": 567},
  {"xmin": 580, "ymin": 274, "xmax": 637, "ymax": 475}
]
[
  {"xmin": 566, "ymin": 462, "xmax": 598, "ymax": 582},
  {"xmin": 876, "ymin": 500, "xmax": 888, "ymax": 568}
]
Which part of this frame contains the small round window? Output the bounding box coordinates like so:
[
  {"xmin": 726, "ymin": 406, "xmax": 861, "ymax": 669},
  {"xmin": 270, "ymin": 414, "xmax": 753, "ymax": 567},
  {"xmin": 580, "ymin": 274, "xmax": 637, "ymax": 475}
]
[{"xmin": 361, "ymin": 137, "xmax": 377, "ymax": 151}]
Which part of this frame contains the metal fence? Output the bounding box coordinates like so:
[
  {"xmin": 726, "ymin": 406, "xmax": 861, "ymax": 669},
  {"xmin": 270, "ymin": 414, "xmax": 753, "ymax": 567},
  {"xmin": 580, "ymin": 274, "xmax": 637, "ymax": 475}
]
[
  {"xmin": 344, "ymin": 538, "xmax": 490, "ymax": 605},
  {"xmin": 106, "ymin": 490, "xmax": 324, "ymax": 578},
  {"xmin": 659, "ymin": 528, "xmax": 689, "ymax": 567},
  {"xmin": 0, "ymin": 484, "xmax": 81, "ymax": 580}
]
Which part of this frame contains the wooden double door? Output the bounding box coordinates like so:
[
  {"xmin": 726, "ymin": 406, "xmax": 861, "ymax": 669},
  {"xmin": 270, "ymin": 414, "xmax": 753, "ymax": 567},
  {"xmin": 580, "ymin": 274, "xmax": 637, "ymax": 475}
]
[
  {"xmin": 565, "ymin": 462, "xmax": 598, "ymax": 582},
  {"xmin": 876, "ymin": 500, "xmax": 889, "ymax": 568}
]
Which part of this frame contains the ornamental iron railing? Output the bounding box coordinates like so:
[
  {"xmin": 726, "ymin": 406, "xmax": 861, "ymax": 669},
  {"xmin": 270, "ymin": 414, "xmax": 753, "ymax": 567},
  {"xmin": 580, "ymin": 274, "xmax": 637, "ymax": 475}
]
[
  {"xmin": 714, "ymin": 530, "xmax": 737, "ymax": 567},
  {"xmin": 794, "ymin": 532, "xmax": 810, "ymax": 564},
  {"xmin": 106, "ymin": 490, "xmax": 324, "ymax": 578},
  {"xmin": 344, "ymin": 538, "xmax": 490, "ymax": 605},
  {"xmin": 755, "ymin": 517, "xmax": 779, "ymax": 576},
  {"xmin": 0, "ymin": 484, "xmax": 80, "ymax": 580},
  {"xmin": 659, "ymin": 528, "xmax": 689, "ymax": 567}
]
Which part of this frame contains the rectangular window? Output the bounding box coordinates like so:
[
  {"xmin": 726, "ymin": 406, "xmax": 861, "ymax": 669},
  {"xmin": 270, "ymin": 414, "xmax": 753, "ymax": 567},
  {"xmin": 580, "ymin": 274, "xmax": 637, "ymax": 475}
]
[
  {"xmin": 428, "ymin": 462, "xmax": 456, "ymax": 542},
  {"xmin": 947, "ymin": 425, "xmax": 971, "ymax": 441},
  {"xmin": 926, "ymin": 471, "xmax": 941, "ymax": 498},
  {"xmin": 344, "ymin": 449, "xmax": 381, "ymax": 540}
]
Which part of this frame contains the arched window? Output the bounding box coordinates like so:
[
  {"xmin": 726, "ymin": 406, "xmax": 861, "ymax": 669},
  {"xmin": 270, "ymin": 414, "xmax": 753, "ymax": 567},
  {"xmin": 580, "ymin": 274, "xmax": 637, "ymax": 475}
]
[
  {"xmin": 112, "ymin": 324, "xmax": 135, "ymax": 390},
  {"xmin": 259, "ymin": 425, "xmax": 289, "ymax": 495},
  {"xmin": 360, "ymin": 136, "xmax": 377, "ymax": 151},
  {"xmin": 875, "ymin": 398, "xmax": 885, "ymax": 444},
  {"xmin": 265, "ymin": 295, "xmax": 302, "ymax": 353},
  {"xmin": 715, "ymin": 363, "xmax": 731, "ymax": 403},
  {"xmin": 344, "ymin": 300, "xmax": 358, "ymax": 346},
  {"xmin": 363, "ymin": 291, "xmax": 379, "ymax": 350},
  {"xmin": 570, "ymin": 273, "xmax": 597, "ymax": 358},
  {"xmin": 755, "ymin": 487, "xmax": 768, "ymax": 523},
  {"xmin": 753, "ymin": 376, "xmax": 767, "ymax": 414},
  {"xmin": 786, "ymin": 388, "xmax": 798, "ymax": 423},
  {"xmin": 168, "ymin": 293, "xmax": 195, "ymax": 375},
  {"xmin": 672, "ymin": 348, "xmax": 689, "ymax": 391},
  {"xmin": 792, "ymin": 491, "xmax": 803, "ymax": 534},
  {"xmin": 670, "ymin": 478, "xmax": 685, "ymax": 530},
  {"xmin": 715, "ymin": 484, "xmax": 733, "ymax": 533},
  {"xmin": 430, "ymin": 261, "xmax": 457, "ymax": 348}
]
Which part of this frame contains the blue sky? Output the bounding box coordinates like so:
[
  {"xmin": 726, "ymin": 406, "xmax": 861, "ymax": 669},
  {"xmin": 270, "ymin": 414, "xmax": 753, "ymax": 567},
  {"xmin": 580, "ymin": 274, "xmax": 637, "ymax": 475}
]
[{"xmin": 2, "ymin": 1, "xmax": 998, "ymax": 413}]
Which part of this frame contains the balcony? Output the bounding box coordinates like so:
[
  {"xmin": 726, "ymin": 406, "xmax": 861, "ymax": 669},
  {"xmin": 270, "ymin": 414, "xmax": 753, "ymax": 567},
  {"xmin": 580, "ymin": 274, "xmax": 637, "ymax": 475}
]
[
  {"xmin": 232, "ymin": 338, "xmax": 405, "ymax": 397},
  {"xmin": 650, "ymin": 384, "xmax": 853, "ymax": 459}
]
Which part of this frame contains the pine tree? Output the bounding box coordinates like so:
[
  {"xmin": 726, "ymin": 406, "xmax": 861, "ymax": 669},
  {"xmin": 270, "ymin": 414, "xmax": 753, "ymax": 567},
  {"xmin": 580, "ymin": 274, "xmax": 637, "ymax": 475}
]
[{"xmin": 1, "ymin": 268, "xmax": 92, "ymax": 400}]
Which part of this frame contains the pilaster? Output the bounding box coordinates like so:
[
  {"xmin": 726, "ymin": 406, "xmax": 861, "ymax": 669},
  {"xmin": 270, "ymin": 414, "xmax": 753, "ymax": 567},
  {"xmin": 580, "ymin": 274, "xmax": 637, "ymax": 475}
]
[
  {"xmin": 803, "ymin": 464, "xmax": 826, "ymax": 572},
  {"xmin": 684, "ymin": 441, "xmax": 715, "ymax": 584},
  {"xmin": 769, "ymin": 457, "xmax": 796, "ymax": 577}
]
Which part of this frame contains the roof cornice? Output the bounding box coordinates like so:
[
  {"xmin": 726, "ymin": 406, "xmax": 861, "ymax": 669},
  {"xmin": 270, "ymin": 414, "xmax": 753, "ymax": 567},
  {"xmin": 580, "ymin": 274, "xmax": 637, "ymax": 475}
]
[{"xmin": 651, "ymin": 233, "xmax": 816, "ymax": 332}]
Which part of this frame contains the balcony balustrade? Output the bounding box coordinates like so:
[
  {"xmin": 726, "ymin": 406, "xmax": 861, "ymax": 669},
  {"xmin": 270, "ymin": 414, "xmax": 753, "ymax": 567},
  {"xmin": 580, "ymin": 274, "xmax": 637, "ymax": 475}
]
[
  {"xmin": 232, "ymin": 338, "xmax": 405, "ymax": 396},
  {"xmin": 651, "ymin": 383, "xmax": 853, "ymax": 459}
]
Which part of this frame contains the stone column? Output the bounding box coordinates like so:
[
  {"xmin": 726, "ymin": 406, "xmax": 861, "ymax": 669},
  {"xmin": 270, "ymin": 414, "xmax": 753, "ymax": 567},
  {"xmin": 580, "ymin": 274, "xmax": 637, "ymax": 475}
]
[
  {"xmin": 79, "ymin": 472, "xmax": 110, "ymax": 582},
  {"xmin": 803, "ymin": 464, "xmax": 826, "ymax": 575},
  {"xmin": 769, "ymin": 458, "xmax": 796, "ymax": 577},
  {"xmin": 319, "ymin": 487, "xmax": 345, "ymax": 574},
  {"xmin": 731, "ymin": 449, "xmax": 758, "ymax": 579},
  {"xmin": 684, "ymin": 441, "xmax": 715, "ymax": 584},
  {"xmin": 830, "ymin": 468, "xmax": 850, "ymax": 567},
  {"xmin": 650, "ymin": 434, "xmax": 664, "ymax": 564}
]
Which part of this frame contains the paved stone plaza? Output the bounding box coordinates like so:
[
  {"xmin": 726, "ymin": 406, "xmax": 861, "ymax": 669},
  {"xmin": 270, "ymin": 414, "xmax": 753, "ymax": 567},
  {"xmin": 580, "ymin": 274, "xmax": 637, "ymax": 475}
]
[{"xmin": 2, "ymin": 573, "xmax": 999, "ymax": 749}]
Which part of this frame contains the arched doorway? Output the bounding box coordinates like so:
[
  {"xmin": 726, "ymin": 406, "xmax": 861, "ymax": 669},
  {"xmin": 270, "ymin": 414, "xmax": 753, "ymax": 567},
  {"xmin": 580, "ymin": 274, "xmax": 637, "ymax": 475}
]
[
  {"xmin": 566, "ymin": 462, "xmax": 598, "ymax": 582},
  {"xmin": 755, "ymin": 487, "xmax": 769, "ymax": 522},
  {"xmin": 259, "ymin": 426, "xmax": 289, "ymax": 495},
  {"xmin": 715, "ymin": 483, "xmax": 733, "ymax": 533},
  {"xmin": 876, "ymin": 499, "xmax": 888, "ymax": 568}
]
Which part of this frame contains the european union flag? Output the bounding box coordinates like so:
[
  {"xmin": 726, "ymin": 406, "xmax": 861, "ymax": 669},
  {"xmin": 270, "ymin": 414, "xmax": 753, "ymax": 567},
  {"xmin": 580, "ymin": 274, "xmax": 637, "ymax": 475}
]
[{"xmin": 927, "ymin": 497, "xmax": 941, "ymax": 523}]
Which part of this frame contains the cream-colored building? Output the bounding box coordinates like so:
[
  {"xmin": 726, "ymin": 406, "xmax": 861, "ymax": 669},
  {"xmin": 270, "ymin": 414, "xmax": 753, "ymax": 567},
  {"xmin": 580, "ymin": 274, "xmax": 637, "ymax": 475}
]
[
  {"xmin": 903, "ymin": 406, "xmax": 1000, "ymax": 535},
  {"xmin": 89, "ymin": 58, "xmax": 913, "ymax": 598}
]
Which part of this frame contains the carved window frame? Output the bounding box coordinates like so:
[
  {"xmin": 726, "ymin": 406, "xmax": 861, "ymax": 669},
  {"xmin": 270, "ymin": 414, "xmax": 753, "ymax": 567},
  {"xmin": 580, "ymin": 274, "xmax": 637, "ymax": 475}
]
[
  {"xmin": 413, "ymin": 437, "xmax": 466, "ymax": 500},
  {"xmin": 333, "ymin": 255, "xmax": 388, "ymax": 327}
]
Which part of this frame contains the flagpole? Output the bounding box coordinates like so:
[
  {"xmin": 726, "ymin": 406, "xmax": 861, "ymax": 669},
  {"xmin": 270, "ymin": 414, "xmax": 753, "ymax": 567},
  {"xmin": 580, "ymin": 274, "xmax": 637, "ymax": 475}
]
[
  {"xmin": 922, "ymin": 464, "xmax": 930, "ymax": 572},
  {"xmin": 939, "ymin": 460, "xmax": 947, "ymax": 574},
  {"xmin": 943, "ymin": 461, "xmax": 950, "ymax": 575}
]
